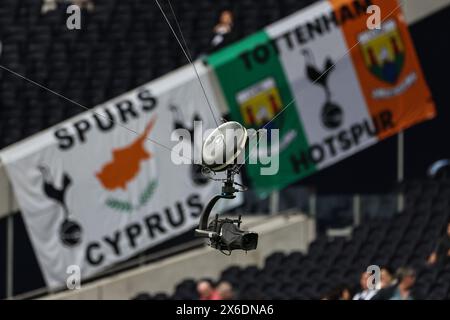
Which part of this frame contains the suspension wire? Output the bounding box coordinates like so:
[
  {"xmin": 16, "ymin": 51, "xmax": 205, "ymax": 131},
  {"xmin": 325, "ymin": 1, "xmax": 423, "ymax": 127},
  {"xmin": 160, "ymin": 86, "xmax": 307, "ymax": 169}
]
[
  {"xmin": 154, "ymin": 0, "xmax": 220, "ymax": 127},
  {"xmin": 166, "ymin": 0, "xmax": 193, "ymax": 62}
]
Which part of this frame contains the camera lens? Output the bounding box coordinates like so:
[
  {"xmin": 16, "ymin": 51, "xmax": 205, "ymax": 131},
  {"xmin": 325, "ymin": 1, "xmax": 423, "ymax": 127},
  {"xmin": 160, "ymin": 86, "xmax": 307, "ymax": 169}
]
[{"xmin": 241, "ymin": 232, "xmax": 258, "ymax": 250}]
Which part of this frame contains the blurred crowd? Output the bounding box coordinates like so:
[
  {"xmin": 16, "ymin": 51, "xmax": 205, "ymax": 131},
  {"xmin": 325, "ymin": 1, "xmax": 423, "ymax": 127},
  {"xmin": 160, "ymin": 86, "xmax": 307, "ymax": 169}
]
[
  {"xmin": 322, "ymin": 220, "xmax": 449, "ymax": 300},
  {"xmin": 194, "ymin": 266, "xmax": 418, "ymax": 301},
  {"xmin": 193, "ymin": 221, "xmax": 450, "ymax": 300},
  {"xmin": 324, "ymin": 266, "xmax": 417, "ymax": 300}
]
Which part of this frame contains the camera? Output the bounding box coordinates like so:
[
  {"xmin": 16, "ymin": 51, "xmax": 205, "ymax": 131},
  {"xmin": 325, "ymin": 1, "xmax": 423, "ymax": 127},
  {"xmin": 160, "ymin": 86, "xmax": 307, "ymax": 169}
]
[
  {"xmin": 195, "ymin": 122, "xmax": 258, "ymax": 253},
  {"xmin": 205, "ymin": 216, "xmax": 258, "ymax": 252},
  {"xmin": 194, "ymin": 193, "xmax": 259, "ymax": 253}
]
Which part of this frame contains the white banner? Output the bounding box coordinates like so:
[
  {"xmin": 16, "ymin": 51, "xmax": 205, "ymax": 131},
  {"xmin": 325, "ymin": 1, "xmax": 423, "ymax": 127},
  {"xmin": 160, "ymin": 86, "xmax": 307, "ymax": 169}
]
[
  {"xmin": 0, "ymin": 62, "xmax": 242, "ymax": 288},
  {"xmin": 265, "ymin": 0, "xmax": 378, "ymax": 169}
]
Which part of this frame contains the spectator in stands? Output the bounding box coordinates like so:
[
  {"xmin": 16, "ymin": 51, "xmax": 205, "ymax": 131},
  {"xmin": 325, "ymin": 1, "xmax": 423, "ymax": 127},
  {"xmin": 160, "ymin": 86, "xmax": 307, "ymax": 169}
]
[
  {"xmin": 197, "ymin": 280, "xmax": 215, "ymax": 300},
  {"xmin": 388, "ymin": 267, "xmax": 416, "ymax": 300},
  {"xmin": 352, "ymin": 271, "xmax": 379, "ymax": 300},
  {"xmin": 210, "ymin": 10, "xmax": 236, "ymax": 51},
  {"xmin": 212, "ymin": 281, "xmax": 234, "ymax": 300},
  {"xmin": 322, "ymin": 285, "xmax": 352, "ymax": 300},
  {"xmin": 372, "ymin": 267, "xmax": 398, "ymax": 300},
  {"xmin": 42, "ymin": 0, "xmax": 58, "ymax": 13},
  {"xmin": 380, "ymin": 267, "xmax": 395, "ymax": 288},
  {"xmin": 428, "ymin": 221, "xmax": 450, "ymax": 266},
  {"xmin": 340, "ymin": 286, "xmax": 353, "ymax": 300},
  {"xmin": 72, "ymin": 0, "xmax": 95, "ymax": 12},
  {"xmin": 41, "ymin": 0, "xmax": 94, "ymax": 14}
]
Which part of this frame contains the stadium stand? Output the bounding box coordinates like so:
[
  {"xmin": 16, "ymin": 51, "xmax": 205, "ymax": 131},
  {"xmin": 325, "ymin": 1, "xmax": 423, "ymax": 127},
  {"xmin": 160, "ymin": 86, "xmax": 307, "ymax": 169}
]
[
  {"xmin": 132, "ymin": 177, "xmax": 450, "ymax": 300},
  {"xmin": 0, "ymin": 0, "xmax": 317, "ymax": 149}
]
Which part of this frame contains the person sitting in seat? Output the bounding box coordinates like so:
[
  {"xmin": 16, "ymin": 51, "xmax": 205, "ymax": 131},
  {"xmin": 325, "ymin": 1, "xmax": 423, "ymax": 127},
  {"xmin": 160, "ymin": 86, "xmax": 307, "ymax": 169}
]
[
  {"xmin": 372, "ymin": 266, "xmax": 398, "ymax": 300},
  {"xmin": 197, "ymin": 280, "xmax": 215, "ymax": 300},
  {"xmin": 210, "ymin": 10, "xmax": 235, "ymax": 51},
  {"xmin": 388, "ymin": 267, "xmax": 416, "ymax": 300},
  {"xmin": 352, "ymin": 271, "xmax": 379, "ymax": 300},
  {"xmin": 212, "ymin": 281, "xmax": 234, "ymax": 300}
]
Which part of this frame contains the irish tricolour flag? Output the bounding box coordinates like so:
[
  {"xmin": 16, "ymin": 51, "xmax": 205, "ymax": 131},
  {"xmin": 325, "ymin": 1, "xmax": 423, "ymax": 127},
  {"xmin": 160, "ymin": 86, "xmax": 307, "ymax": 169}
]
[{"xmin": 208, "ymin": 0, "xmax": 435, "ymax": 196}]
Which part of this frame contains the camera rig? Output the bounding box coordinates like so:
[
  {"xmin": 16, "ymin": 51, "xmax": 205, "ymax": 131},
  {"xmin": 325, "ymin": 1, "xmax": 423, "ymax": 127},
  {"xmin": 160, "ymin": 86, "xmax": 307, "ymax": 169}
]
[{"xmin": 195, "ymin": 169, "xmax": 258, "ymax": 254}]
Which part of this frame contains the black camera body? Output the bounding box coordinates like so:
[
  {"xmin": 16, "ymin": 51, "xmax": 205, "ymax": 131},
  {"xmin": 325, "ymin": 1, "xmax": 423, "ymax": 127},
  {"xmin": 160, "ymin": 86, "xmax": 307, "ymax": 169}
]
[
  {"xmin": 195, "ymin": 197, "xmax": 259, "ymax": 253},
  {"xmin": 195, "ymin": 168, "xmax": 258, "ymax": 253},
  {"xmin": 206, "ymin": 216, "xmax": 258, "ymax": 252}
]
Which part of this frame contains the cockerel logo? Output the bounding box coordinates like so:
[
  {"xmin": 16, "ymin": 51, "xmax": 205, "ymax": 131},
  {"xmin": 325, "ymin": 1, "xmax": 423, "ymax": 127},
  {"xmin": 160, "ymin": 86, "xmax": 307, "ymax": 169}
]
[
  {"xmin": 302, "ymin": 48, "xmax": 343, "ymax": 130},
  {"xmin": 38, "ymin": 165, "xmax": 82, "ymax": 247}
]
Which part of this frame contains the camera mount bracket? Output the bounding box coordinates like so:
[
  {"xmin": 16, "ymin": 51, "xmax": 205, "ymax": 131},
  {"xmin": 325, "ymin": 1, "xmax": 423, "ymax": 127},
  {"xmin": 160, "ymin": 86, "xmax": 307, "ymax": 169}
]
[
  {"xmin": 195, "ymin": 167, "xmax": 258, "ymax": 253},
  {"xmin": 195, "ymin": 169, "xmax": 238, "ymax": 236}
]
